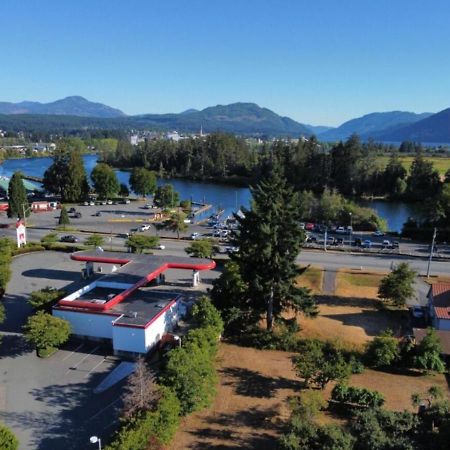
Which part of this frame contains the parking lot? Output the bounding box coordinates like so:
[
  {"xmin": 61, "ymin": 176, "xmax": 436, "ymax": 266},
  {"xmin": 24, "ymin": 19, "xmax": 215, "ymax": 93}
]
[{"xmin": 0, "ymin": 252, "xmax": 125, "ymax": 450}]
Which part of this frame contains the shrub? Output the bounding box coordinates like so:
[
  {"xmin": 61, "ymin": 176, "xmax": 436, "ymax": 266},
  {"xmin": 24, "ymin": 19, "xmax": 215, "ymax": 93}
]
[
  {"xmin": 365, "ymin": 329, "xmax": 400, "ymax": 368},
  {"xmin": 28, "ymin": 287, "xmax": 66, "ymax": 311},
  {"xmin": 191, "ymin": 296, "xmax": 224, "ymax": 336},
  {"xmin": 331, "ymin": 383, "xmax": 385, "ymax": 409},
  {"xmin": 0, "ymin": 423, "xmax": 19, "ymax": 450},
  {"xmin": 412, "ymin": 328, "xmax": 446, "ymax": 373}
]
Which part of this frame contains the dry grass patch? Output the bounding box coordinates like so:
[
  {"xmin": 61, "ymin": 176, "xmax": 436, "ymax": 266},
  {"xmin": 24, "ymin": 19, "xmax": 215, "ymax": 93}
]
[
  {"xmin": 168, "ymin": 343, "xmax": 299, "ymax": 450},
  {"xmin": 336, "ymin": 269, "xmax": 386, "ymax": 298},
  {"xmin": 421, "ymin": 275, "xmax": 450, "ymax": 285},
  {"xmin": 348, "ymin": 369, "xmax": 450, "ymax": 412},
  {"xmin": 297, "ymin": 296, "xmax": 404, "ymax": 347},
  {"xmin": 297, "ymin": 265, "xmax": 323, "ymax": 294}
]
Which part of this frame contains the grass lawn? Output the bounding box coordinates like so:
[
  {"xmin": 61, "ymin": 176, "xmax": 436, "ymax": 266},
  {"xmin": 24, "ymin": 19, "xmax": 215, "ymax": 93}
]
[
  {"xmin": 376, "ymin": 155, "xmax": 450, "ymax": 176},
  {"xmin": 297, "ymin": 265, "xmax": 323, "ymax": 294},
  {"xmin": 335, "ymin": 269, "xmax": 386, "ymax": 299}
]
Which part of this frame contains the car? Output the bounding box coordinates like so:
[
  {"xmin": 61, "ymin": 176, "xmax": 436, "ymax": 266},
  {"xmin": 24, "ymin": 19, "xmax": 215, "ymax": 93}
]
[
  {"xmin": 354, "ymin": 237, "xmax": 362, "ymax": 246},
  {"xmin": 129, "ymin": 228, "xmax": 138, "ymax": 235},
  {"xmin": 89, "ymin": 201, "xmax": 95, "ymax": 206},
  {"xmin": 140, "ymin": 224, "xmax": 151, "ymax": 231},
  {"xmin": 60, "ymin": 235, "xmax": 78, "ymax": 243},
  {"xmin": 122, "ymin": 199, "xmax": 130, "ymax": 204},
  {"xmin": 68, "ymin": 207, "xmax": 76, "ymax": 213},
  {"xmin": 373, "ymin": 230, "xmax": 385, "ymax": 237},
  {"xmin": 299, "ymin": 222, "xmax": 305, "ymax": 230},
  {"xmin": 410, "ymin": 306, "xmax": 424, "ymax": 319},
  {"xmin": 326, "ymin": 236, "xmax": 335, "ymax": 244},
  {"xmin": 107, "ymin": 200, "xmax": 113, "ymax": 205},
  {"xmin": 83, "ymin": 201, "xmax": 89, "ymax": 206},
  {"xmin": 335, "ymin": 226, "xmax": 346, "ymax": 234},
  {"xmin": 153, "ymin": 244, "xmax": 165, "ymax": 250},
  {"xmin": 335, "ymin": 237, "xmax": 344, "ymax": 245},
  {"xmin": 74, "ymin": 212, "xmax": 82, "ymax": 218},
  {"xmin": 191, "ymin": 232, "xmax": 200, "ymax": 240},
  {"xmin": 393, "ymin": 241, "xmax": 400, "ymax": 248},
  {"xmin": 94, "ymin": 211, "xmax": 102, "ymax": 217},
  {"xmin": 363, "ymin": 239, "xmax": 372, "ymax": 248},
  {"xmin": 225, "ymin": 246, "xmax": 239, "ymax": 254},
  {"xmin": 305, "ymin": 223, "xmax": 314, "ymax": 231},
  {"xmin": 382, "ymin": 239, "xmax": 391, "ymax": 247}
]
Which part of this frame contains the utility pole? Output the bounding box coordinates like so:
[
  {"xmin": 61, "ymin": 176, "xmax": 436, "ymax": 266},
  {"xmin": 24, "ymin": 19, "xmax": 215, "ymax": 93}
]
[
  {"xmin": 426, "ymin": 227, "xmax": 437, "ymax": 279},
  {"xmin": 324, "ymin": 229, "xmax": 327, "ymax": 252}
]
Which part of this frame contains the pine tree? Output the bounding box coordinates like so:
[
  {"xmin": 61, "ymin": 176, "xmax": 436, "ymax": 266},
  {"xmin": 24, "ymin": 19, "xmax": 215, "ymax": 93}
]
[
  {"xmin": 7, "ymin": 171, "xmax": 29, "ymax": 219},
  {"xmin": 62, "ymin": 149, "xmax": 89, "ymax": 202},
  {"xmin": 231, "ymin": 166, "xmax": 317, "ymax": 330}
]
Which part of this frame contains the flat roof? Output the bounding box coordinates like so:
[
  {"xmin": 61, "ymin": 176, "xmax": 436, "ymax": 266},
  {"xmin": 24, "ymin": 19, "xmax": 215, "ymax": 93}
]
[{"xmin": 57, "ymin": 250, "xmax": 215, "ymax": 313}]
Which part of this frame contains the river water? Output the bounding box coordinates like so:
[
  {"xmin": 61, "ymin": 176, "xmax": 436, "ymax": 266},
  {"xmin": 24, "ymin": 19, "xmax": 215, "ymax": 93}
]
[{"xmin": 0, "ymin": 155, "xmax": 417, "ymax": 231}]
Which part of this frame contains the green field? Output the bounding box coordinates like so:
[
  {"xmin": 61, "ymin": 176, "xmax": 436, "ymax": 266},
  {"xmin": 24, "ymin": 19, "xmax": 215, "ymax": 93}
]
[{"xmin": 376, "ymin": 156, "xmax": 450, "ymax": 176}]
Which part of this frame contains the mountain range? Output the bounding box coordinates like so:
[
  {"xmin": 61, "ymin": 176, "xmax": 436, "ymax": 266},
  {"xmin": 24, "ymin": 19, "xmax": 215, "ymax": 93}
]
[{"xmin": 0, "ymin": 96, "xmax": 449, "ymax": 143}]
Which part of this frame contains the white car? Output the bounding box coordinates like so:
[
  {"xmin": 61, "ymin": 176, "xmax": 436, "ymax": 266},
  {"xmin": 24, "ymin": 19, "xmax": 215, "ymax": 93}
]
[
  {"xmin": 373, "ymin": 230, "xmax": 385, "ymax": 237},
  {"xmin": 191, "ymin": 232, "xmax": 200, "ymax": 240},
  {"xmin": 335, "ymin": 226, "xmax": 346, "ymax": 234},
  {"xmin": 140, "ymin": 224, "xmax": 151, "ymax": 231},
  {"xmin": 107, "ymin": 200, "xmax": 113, "ymax": 205},
  {"xmin": 154, "ymin": 244, "xmax": 165, "ymax": 250},
  {"xmin": 89, "ymin": 201, "xmax": 95, "ymax": 206}
]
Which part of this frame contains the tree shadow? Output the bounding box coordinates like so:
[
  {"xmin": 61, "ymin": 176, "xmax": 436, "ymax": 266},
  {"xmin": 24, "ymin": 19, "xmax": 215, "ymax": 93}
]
[
  {"xmin": 187, "ymin": 407, "xmax": 281, "ymax": 450},
  {"xmin": 316, "ymin": 295, "xmax": 382, "ymax": 309},
  {"xmin": 0, "ymin": 333, "xmax": 33, "ymax": 358},
  {"xmin": 0, "ymin": 293, "xmax": 33, "ymax": 333},
  {"xmin": 220, "ymin": 366, "xmax": 298, "ymax": 398}
]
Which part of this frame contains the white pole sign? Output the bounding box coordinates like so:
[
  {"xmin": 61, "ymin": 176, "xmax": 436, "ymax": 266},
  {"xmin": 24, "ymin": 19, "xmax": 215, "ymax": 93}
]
[{"xmin": 16, "ymin": 219, "xmax": 27, "ymax": 248}]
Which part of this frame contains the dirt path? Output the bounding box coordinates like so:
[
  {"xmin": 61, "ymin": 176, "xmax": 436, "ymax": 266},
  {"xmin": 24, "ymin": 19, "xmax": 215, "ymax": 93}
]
[
  {"xmin": 322, "ymin": 269, "xmax": 337, "ymax": 294},
  {"xmin": 168, "ymin": 343, "xmax": 298, "ymax": 450}
]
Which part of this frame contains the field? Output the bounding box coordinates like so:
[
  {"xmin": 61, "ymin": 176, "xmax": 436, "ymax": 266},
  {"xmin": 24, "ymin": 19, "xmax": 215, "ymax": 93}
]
[
  {"xmin": 376, "ymin": 155, "xmax": 450, "ymax": 175},
  {"xmin": 169, "ymin": 344, "xmax": 450, "ymax": 449},
  {"xmin": 335, "ymin": 269, "xmax": 386, "ymax": 298}
]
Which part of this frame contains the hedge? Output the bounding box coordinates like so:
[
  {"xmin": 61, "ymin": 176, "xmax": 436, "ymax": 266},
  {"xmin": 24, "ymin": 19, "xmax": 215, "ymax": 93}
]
[{"xmin": 331, "ymin": 383, "xmax": 385, "ymax": 409}]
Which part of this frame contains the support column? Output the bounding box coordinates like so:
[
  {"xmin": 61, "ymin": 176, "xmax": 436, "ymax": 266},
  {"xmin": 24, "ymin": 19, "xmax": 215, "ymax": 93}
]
[{"xmin": 192, "ymin": 270, "xmax": 200, "ymax": 287}]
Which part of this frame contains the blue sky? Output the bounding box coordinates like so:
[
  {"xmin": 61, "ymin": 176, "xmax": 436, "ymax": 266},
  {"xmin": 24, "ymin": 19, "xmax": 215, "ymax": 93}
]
[{"xmin": 1, "ymin": 0, "xmax": 450, "ymax": 126}]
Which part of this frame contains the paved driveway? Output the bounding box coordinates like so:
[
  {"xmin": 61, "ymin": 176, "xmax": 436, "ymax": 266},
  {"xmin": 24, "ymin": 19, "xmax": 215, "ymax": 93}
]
[{"xmin": 0, "ymin": 252, "xmax": 124, "ymax": 450}]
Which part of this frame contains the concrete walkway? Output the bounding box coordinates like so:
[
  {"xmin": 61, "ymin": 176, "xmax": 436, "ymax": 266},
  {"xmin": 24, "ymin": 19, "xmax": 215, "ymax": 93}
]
[{"xmin": 322, "ymin": 269, "xmax": 337, "ymax": 295}]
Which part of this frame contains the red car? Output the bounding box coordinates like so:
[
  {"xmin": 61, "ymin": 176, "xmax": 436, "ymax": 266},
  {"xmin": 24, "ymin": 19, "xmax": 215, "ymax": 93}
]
[{"xmin": 305, "ymin": 223, "xmax": 314, "ymax": 231}]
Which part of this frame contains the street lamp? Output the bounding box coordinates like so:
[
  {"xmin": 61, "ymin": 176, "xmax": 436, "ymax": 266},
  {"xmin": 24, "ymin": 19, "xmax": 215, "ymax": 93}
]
[
  {"xmin": 173, "ymin": 335, "xmax": 182, "ymax": 348},
  {"xmin": 349, "ymin": 212, "xmax": 353, "ymax": 246},
  {"xmin": 90, "ymin": 436, "xmax": 102, "ymax": 450}
]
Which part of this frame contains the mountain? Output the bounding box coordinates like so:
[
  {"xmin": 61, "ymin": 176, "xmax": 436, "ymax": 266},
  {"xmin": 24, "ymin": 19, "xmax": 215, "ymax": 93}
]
[
  {"xmin": 319, "ymin": 111, "xmax": 433, "ymax": 141},
  {"xmin": 374, "ymin": 108, "xmax": 450, "ymax": 143},
  {"xmin": 0, "ymin": 96, "xmax": 126, "ymax": 118},
  {"xmin": 305, "ymin": 124, "xmax": 334, "ymax": 135},
  {"xmin": 0, "ymin": 99, "xmax": 311, "ymax": 136},
  {"xmin": 132, "ymin": 102, "xmax": 312, "ymax": 136}
]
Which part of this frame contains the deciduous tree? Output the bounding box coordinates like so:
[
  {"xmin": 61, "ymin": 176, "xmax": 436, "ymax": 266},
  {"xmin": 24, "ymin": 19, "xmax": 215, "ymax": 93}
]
[
  {"xmin": 129, "ymin": 167, "xmax": 157, "ymax": 198},
  {"xmin": 378, "ymin": 262, "xmax": 416, "ymax": 307},
  {"xmin": 126, "ymin": 235, "xmax": 159, "ymax": 253},
  {"xmin": 164, "ymin": 212, "xmax": 187, "ymax": 239},
  {"xmin": 185, "ymin": 239, "xmax": 218, "ymax": 258},
  {"xmin": 91, "ymin": 163, "xmax": 119, "ymax": 199},
  {"xmin": 0, "ymin": 423, "xmax": 19, "ymax": 450}
]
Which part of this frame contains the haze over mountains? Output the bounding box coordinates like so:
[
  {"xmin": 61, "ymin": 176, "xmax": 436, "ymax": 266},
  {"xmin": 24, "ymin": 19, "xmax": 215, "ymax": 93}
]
[{"xmin": 0, "ymin": 96, "xmax": 449, "ymax": 143}]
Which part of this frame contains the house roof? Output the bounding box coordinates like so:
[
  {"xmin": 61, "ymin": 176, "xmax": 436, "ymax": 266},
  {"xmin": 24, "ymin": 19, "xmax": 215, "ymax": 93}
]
[
  {"xmin": 430, "ymin": 283, "xmax": 450, "ymax": 320},
  {"xmin": 413, "ymin": 328, "xmax": 450, "ymax": 356}
]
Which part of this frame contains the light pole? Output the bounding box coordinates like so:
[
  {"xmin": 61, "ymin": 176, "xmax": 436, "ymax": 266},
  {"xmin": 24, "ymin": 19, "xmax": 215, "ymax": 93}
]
[
  {"xmin": 90, "ymin": 436, "xmax": 102, "ymax": 450},
  {"xmin": 349, "ymin": 212, "xmax": 353, "ymax": 247},
  {"xmin": 427, "ymin": 227, "xmax": 437, "ymax": 279}
]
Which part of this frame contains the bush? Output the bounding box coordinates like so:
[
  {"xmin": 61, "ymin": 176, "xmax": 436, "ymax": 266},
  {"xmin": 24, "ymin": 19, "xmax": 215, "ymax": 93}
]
[
  {"xmin": 365, "ymin": 329, "xmax": 400, "ymax": 368},
  {"xmin": 28, "ymin": 287, "xmax": 66, "ymax": 311},
  {"xmin": 331, "ymin": 383, "xmax": 385, "ymax": 409},
  {"xmin": 0, "ymin": 423, "xmax": 19, "ymax": 450},
  {"xmin": 412, "ymin": 328, "xmax": 446, "ymax": 373},
  {"xmin": 106, "ymin": 387, "xmax": 180, "ymax": 450},
  {"xmin": 191, "ymin": 296, "xmax": 224, "ymax": 336}
]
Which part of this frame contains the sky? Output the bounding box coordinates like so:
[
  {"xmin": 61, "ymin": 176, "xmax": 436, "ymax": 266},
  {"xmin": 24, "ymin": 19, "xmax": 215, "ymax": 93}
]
[{"xmin": 1, "ymin": 0, "xmax": 450, "ymax": 126}]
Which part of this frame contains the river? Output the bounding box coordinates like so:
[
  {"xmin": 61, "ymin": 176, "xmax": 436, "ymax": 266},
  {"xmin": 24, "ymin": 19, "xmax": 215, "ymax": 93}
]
[{"xmin": 0, "ymin": 155, "xmax": 418, "ymax": 231}]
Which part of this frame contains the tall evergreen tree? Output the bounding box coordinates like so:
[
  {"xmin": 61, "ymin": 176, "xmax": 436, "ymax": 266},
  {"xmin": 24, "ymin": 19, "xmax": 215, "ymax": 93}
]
[
  {"xmin": 7, "ymin": 171, "xmax": 29, "ymax": 219},
  {"xmin": 62, "ymin": 149, "xmax": 89, "ymax": 202},
  {"xmin": 230, "ymin": 166, "xmax": 317, "ymax": 330},
  {"xmin": 58, "ymin": 206, "xmax": 70, "ymax": 228}
]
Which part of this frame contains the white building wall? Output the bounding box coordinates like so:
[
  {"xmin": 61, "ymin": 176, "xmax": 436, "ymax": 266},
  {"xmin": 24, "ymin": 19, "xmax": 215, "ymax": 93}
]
[
  {"xmin": 144, "ymin": 301, "xmax": 179, "ymax": 352},
  {"xmin": 112, "ymin": 326, "xmax": 146, "ymax": 354},
  {"xmin": 62, "ymin": 281, "xmax": 98, "ymax": 301},
  {"xmin": 53, "ymin": 309, "xmax": 115, "ymax": 339}
]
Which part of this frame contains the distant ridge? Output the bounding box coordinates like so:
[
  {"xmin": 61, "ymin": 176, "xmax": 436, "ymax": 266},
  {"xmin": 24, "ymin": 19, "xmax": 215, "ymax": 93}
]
[
  {"xmin": 0, "ymin": 96, "xmax": 126, "ymax": 118},
  {"xmin": 374, "ymin": 107, "xmax": 450, "ymax": 143},
  {"xmin": 319, "ymin": 111, "xmax": 433, "ymax": 141}
]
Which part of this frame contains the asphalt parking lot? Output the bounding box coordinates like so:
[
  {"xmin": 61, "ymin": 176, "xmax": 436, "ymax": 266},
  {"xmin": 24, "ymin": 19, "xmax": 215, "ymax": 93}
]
[{"xmin": 0, "ymin": 252, "xmax": 125, "ymax": 450}]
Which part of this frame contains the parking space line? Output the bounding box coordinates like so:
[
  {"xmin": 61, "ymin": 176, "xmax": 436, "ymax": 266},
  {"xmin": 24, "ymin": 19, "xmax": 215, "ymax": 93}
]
[
  {"xmin": 62, "ymin": 342, "xmax": 85, "ymax": 361},
  {"xmin": 89, "ymin": 398, "xmax": 121, "ymax": 421},
  {"xmin": 85, "ymin": 358, "xmax": 106, "ymax": 378},
  {"xmin": 65, "ymin": 345, "xmax": 100, "ymax": 375}
]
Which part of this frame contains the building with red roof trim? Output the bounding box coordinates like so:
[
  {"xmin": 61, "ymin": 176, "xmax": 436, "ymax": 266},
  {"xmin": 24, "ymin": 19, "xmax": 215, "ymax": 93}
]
[
  {"xmin": 427, "ymin": 282, "xmax": 450, "ymax": 331},
  {"xmin": 53, "ymin": 250, "xmax": 216, "ymax": 356}
]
